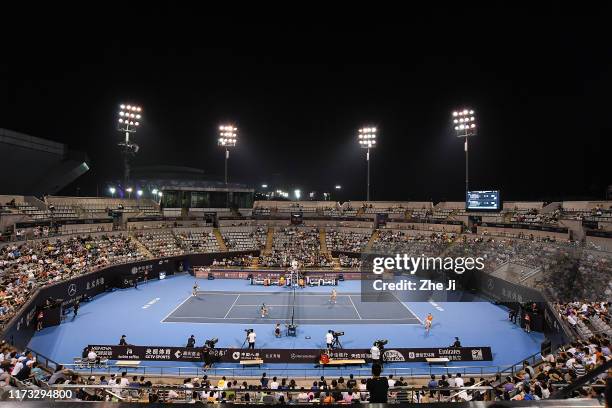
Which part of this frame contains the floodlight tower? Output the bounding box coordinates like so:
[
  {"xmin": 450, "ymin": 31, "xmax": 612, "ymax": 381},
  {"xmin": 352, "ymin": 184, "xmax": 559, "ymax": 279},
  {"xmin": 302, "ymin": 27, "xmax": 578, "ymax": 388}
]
[
  {"xmin": 117, "ymin": 104, "xmax": 142, "ymax": 189},
  {"xmin": 218, "ymin": 125, "xmax": 238, "ymax": 184},
  {"xmin": 358, "ymin": 126, "xmax": 377, "ymax": 201},
  {"xmin": 452, "ymin": 108, "xmax": 477, "ymax": 196}
]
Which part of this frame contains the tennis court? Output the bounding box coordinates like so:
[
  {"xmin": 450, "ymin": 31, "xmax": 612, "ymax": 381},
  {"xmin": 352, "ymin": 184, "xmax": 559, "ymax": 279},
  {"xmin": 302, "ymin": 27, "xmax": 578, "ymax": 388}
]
[{"xmin": 162, "ymin": 291, "xmax": 422, "ymax": 325}]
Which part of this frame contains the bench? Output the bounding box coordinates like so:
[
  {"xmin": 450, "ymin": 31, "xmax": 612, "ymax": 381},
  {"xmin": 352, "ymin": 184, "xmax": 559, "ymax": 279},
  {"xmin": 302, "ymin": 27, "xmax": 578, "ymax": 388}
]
[
  {"xmin": 240, "ymin": 359, "xmax": 264, "ymax": 367},
  {"xmin": 319, "ymin": 359, "xmax": 366, "ymax": 367},
  {"xmin": 426, "ymin": 357, "xmax": 450, "ymax": 366}
]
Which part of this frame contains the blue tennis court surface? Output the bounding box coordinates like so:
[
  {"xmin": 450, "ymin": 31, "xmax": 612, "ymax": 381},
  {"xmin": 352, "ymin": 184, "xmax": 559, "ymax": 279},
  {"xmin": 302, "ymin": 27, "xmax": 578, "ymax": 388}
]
[
  {"xmin": 162, "ymin": 291, "xmax": 421, "ymax": 325},
  {"xmin": 27, "ymin": 273, "xmax": 544, "ymax": 374}
]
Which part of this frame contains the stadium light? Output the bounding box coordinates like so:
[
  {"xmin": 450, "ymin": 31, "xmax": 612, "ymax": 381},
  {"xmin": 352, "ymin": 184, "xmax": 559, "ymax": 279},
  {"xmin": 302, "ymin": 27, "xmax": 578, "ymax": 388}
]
[
  {"xmin": 358, "ymin": 126, "xmax": 377, "ymax": 201},
  {"xmin": 108, "ymin": 187, "xmax": 116, "ymax": 197},
  {"xmin": 335, "ymin": 185, "xmax": 342, "ymax": 190},
  {"xmin": 137, "ymin": 189, "xmax": 143, "ymax": 197},
  {"xmin": 451, "ymin": 108, "xmax": 477, "ymax": 195},
  {"xmin": 217, "ymin": 124, "xmax": 238, "ymax": 185},
  {"xmin": 126, "ymin": 187, "xmax": 133, "ymax": 199},
  {"xmin": 261, "ymin": 184, "xmax": 268, "ymax": 188},
  {"xmin": 152, "ymin": 189, "xmax": 158, "ymax": 195},
  {"xmin": 157, "ymin": 191, "xmax": 163, "ymax": 197},
  {"xmin": 294, "ymin": 189, "xmax": 301, "ymax": 200},
  {"xmin": 117, "ymin": 103, "xmax": 143, "ymax": 187}
]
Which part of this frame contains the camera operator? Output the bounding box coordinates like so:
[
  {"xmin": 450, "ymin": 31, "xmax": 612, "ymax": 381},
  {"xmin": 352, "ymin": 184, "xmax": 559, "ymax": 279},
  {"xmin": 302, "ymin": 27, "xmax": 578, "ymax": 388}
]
[
  {"xmin": 371, "ymin": 342, "xmax": 382, "ymax": 367},
  {"xmin": 247, "ymin": 329, "xmax": 256, "ymax": 349},
  {"xmin": 325, "ymin": 330, "xmax": 334, "ymax": 350},
  {"xmin": 186, "ymin": 335, "xmax": 196, "ymax": 348}
]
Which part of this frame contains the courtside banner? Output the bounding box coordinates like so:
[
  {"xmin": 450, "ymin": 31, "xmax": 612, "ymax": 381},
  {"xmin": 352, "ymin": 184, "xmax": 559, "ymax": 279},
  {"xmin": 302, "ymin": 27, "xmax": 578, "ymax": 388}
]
[{"xmin": 87, "ymin": 345, "xmax": 492, "ymax": 363}]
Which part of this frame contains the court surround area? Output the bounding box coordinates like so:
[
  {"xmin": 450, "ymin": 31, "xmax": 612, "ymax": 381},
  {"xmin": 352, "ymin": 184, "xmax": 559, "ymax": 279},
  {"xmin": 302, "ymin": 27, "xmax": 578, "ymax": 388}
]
[{"xmin": 27, "ymin": 272, "xmax": 544, "ymax": 375}]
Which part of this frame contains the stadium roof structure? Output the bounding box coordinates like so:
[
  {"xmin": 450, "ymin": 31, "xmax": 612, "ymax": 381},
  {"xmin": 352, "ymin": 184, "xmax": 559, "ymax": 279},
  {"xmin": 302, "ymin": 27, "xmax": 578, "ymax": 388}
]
[
  {"xmin": 0, "ymin": 128, "xmax": 90, "ymax": 196},
  {"xmin": 110, "ymin": 165, "xmax": 254, "ymax": 193}
]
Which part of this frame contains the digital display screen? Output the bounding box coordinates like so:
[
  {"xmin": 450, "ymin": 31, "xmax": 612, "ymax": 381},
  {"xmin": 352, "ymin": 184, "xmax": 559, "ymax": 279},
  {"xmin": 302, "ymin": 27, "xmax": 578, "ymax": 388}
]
[{"xmin": 466, "ymin": 190, "xmax": 501, "ymax": 211}]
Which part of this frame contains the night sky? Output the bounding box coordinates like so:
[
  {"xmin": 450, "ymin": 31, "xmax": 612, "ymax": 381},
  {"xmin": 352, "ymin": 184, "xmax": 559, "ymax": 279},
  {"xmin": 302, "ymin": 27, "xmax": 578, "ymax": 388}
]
[{"xmin": 1, "ymin": 6, "xmax": 609, "ymax": 202}]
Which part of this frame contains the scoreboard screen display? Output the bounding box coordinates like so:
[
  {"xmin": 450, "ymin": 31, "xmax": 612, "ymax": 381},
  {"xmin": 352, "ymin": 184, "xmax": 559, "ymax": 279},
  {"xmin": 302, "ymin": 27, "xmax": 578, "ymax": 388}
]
[{"xmin": 466, "ymin": 190, "xmax": 501, "ymax": 211}]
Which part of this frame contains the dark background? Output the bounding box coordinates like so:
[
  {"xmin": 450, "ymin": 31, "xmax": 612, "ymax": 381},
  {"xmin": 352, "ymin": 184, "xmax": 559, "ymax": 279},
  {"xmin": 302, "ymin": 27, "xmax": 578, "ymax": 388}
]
[{"xmin": 1, "ymin": 5, "xmax": 609, "ymax": 202}]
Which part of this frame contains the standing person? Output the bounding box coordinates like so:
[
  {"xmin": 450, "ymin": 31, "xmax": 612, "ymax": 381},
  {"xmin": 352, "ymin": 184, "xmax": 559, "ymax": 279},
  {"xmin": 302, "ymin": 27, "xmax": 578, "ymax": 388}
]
[
  {"xmin": 366, "ymin": 363, "xmax": 388, "ymax": 403},
  {"xmin": 370, "ymin": 342, "xmax": 381, "ymax": 367},
  {"xmin": 186, "ymin": 335, "xmax": 196, "ymax": 348},
  {"xmin": 73, "ymin": 300, "xmax": 79, "ymax": 318},
  {"xmin": 424, "ymin": 313, "xmax": 433, "ymax": 333},
  {"xmin": 119, "ymin": 335, "xmax": 128, "ymax": 345},
  {"xmin": 260, "ymin": 303, "xmax": 268, "ymax": 318},
  {"xmin": 325, "ymin": 330, "xmax": 334, "ymax": 350},
  {"xmin": 192, "ymin": 281, "xmax": 199, "ymax": 297},
  {"xmin": 134, "ymin": 276, "xmax": 138, "ymax": 289},
  {"xmin": 524, "ymin": 312, "xmax": 531, "ymax": 333},
  {"xmin": 247, "ymin": 329, "xmax": 256, "ymax": 350},
  {"xmin": 144, "ymin": 270, "xmax": 148, "ymax": 284},
  {"xmin": 274, "ymin": 324, "xmax": 281, "ymax": 338},
  {"xmin": 509, "ymin": 307, "xmax": 517, "ymax": 324},
  {"xmin": 330, "ymin": 289, "xmax": 337, "ymax": 304},
  {"xmin": 36, "ymin": 309, "xmax": 44, "ymax": 331}
]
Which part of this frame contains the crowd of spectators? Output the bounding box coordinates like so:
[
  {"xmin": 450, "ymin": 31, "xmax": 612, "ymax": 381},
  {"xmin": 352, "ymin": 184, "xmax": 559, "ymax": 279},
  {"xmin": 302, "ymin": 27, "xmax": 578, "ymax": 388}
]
[
  {"xmin": 339, "ymin": 255, "xmax": 362, "ymax": 269},
  {"xmin": 0, "ymin": 234, "xmax": 145, "ymax": 326},
  {"xmin": 326, "ymin": 229, "xmax": 371, "ymax": 252},
  {"xmin": 258, "ymin": 228, "xmax": 332, "ymax": 268},
  {"xmin": 555, "ymin": 302, "xmax": 611, "ymax": 340},
  {"xmin": 491, "ymin": 336, "xmax": 610, "ymax": 402},
  {"xmin": 372, "ymin": 231, "xmax": 455, "ymax": 256}
]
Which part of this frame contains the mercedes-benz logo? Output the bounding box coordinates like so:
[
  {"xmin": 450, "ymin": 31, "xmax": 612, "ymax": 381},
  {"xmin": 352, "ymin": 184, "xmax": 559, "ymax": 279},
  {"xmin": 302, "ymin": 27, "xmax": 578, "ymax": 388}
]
[{"xmin": 68, "ymin": 284, "xmax": 77, "ymax": 296}]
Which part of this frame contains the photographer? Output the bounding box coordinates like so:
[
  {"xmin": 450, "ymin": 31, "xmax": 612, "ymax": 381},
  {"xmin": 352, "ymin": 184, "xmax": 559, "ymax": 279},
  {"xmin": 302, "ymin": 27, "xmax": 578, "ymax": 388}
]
[{"xmin": 247, "ymin": 329, "xmax": 256, "ymax": 349}]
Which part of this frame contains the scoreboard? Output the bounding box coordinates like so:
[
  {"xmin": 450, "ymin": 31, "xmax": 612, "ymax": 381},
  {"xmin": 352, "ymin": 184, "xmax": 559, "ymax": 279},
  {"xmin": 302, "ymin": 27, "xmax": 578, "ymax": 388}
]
[{"xmin": 466, "ymin": 190, "xmax": 501, "ymax": 211}]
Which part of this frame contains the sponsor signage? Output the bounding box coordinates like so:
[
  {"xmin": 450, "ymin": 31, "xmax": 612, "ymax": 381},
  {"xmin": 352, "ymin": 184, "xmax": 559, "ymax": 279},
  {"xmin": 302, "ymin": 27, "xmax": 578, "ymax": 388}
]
[
  {"xmin": 87, "ymin": 345, "xmax": 492, "ymax": 363},
  {"xmin": 479, "ymin": 222, "xmax": 568, "ymax": 234}
]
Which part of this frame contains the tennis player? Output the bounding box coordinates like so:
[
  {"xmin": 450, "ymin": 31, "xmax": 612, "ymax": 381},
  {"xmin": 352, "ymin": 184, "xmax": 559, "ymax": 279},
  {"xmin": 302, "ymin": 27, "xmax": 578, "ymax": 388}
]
[
  {"xmin": 425, "ymin": 313, "xmax": 433, "ymax": 333},
  {"xmin": 330, "ymin": 289, "xmax": 337, "ymax": 304},
  {"xmin": 192, "ymin": 282, "xmax": 199, "ymax": 297},
  {"xmin": 260, "ymin": 303, "xmax": 269, "ymax": 318}
]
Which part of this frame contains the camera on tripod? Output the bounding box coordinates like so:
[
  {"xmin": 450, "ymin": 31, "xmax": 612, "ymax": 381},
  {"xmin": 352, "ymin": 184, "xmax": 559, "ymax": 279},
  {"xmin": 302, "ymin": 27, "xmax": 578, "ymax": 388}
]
[
  {"xmin": 332, "ymin": 331, "xmax": 344, "ymax": 338},
  {"xmin": 204, "ymin": 338, "xmax": 218, "ymax": 349},
  {"xmin": 373, "ymin": 339, "xmax": 388, "ymax": 349}
]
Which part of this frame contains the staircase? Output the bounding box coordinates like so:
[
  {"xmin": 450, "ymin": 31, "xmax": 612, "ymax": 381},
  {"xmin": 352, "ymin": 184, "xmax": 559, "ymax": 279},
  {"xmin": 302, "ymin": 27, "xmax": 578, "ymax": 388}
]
[
  {"xmin": 332, "ymin": 257, "xmax": 341, "ymax": 269},
  {"xmin": 364, "ymin": 230, "xmax": 379, "ymax": 252},
  {"xmin": 130, "ymin": 234, "xmax": 154, "ymax": 259},
  {"xmin": 319, "ymin": 228, "xmax": 330, "ymax": 255},
  {"xmin": 213, "ymin": 228, "xmax": 228, "ymax": 251},
  {"xmin": 263, "ymin": 227, "xmax": 275, "ymax": 255}
]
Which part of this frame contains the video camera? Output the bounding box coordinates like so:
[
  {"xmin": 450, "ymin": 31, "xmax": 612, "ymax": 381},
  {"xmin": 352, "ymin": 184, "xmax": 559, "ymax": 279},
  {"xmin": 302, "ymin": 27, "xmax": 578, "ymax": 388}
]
[
  {"xmin": 374, "ymin": 339, "xmax": 388, "ymax": 349},
  {"xmin": 204, "ymin": 338, "xmax": 218, "ymax": 349},
  {"xmin": 332, "ymin": 331, "xmax": 344, "ymax": 338}
]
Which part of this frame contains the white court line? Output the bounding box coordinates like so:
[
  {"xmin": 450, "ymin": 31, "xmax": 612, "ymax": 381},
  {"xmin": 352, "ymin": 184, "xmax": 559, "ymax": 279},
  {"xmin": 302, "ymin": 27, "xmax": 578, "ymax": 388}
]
[
  {"xmin": 391, "ymin": 292, "xmax": 424, "ymax": 324},
  {"xmin": 347, "ymin": 295, "xmax": 363, "ymax": 320},
  {"xmin": 160, "ymin": 295, "xmax": 193, "ymax": 323},
  {"xmin": 224, "ymin": 294, "xmax": 241, "ymax": 319},
  {"xmin": 164, "ymin": 316, "xmax": 420, "ymax": 321},
  {"xmin": 230, "ymin": 304, "xmax": 353, "ymax": 308},
  {"xmin": 196, "ymin": 292, "xmax": 360, "ymax": 297}
]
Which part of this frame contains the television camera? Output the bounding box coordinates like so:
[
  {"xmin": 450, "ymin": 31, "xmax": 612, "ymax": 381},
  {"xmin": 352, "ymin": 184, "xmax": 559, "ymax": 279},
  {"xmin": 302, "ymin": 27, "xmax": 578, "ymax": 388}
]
[{"xmin": 204, "ymin": 338, "xmax": 218, "ymax": 349}]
